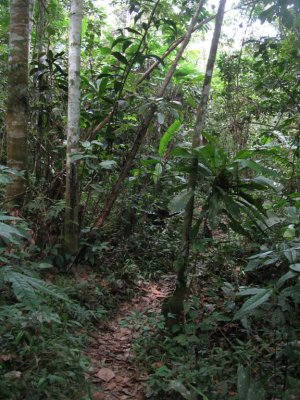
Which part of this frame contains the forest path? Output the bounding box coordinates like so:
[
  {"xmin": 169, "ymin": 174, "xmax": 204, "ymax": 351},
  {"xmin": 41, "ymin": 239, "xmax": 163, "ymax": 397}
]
[{"xmin": 86, "ymin": 278, "xmax": 174, "ymax": 400}]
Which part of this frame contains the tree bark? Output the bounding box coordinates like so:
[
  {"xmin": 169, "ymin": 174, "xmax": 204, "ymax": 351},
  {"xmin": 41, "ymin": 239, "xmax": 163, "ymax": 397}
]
[
  {"xmin": 93, "ymin": 0, "xmax": 206, "ymax": 230},
  {"xmin": 64, "ymin": 0, "xmax": 83, "ymax": 253},
  {"xmin": 180, "ymin": 0, "xmax": 227, "ymax": 274},
  {"xmin": 163, "ymin": 0, "xmax": 227, "ymax": 331},
  {"xmin": 6, "ymin": 0, "xmax": 30, "ymax": 207}
]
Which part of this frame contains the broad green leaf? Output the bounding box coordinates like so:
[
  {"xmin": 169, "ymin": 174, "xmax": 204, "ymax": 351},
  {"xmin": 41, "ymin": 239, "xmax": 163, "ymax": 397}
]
[
  {"xmin": 234, "ymin": 288, "xmax": 272, "ymax": 320},
  {"xmin": 159, "ymin": 120, "xmax": 181, "ymax": 156},
  {"xmin": 81, "ymin": 17, "xmax": 88, "ymax": 38},
  {"xmin": 111, "ymin": 36, "xmax": 127, "ymax": 48},
  {"xmin": 99, "ymin": 77, "xmax": 109, "ymax": 96},
  {"xmin": 237, "ymin": 365, "xmax": 250, "ymax": 400},
  {"xmin": 289, "ymin": 264, "xmax": 300, "ymax": 273},
  {"xmin": 0, "ymin": 175, "xmax": 11, "ymax": 184},
  {"xmin": 283, "ymin": 225, "xmax": 296, "ymax": 239},
  {"xmin": 169, "ymin": 190, "xmax": 193, "ymax": 213},
  {"xmin": 238, "ymin": 287, "xmax": 267, "ymax": 296},
  {"xmin": 0, "ymin": 215, "xmax": 22, "ymax": 221},
  {"xmin": 276, "ymin": 270, "xmax": 297, "ymax": 288},
  {"xmin": 157, "ymin": 112, "xmax": 165, "ymax": 125},
  {"xmin": 247, "ymin": 382, "xmax": 265, "ymax": 400},
  {"xmin": 70, "ymin": 154, "xmax": 97, "ymax": 162},
  {"xmin": 253, "ymin": 176, "xmax": 282, "ymax": 191},
  {"xmin": 168, "ymin": 380, "xmax": 190, "ymax": 399},
  {"xmin": 99, "ymin": 160, "xmax": 117, "ymax": 169},
  {"xmin": 283, "ymin": 248, "xmax": 297, "ymax": 263},
  {"xmin": 112, "ymin": 51, "xmax": 128, "ymax": 65},
  {"xmin": 235, "ymin": 159, "xmax": 278, "ymax": 177}
]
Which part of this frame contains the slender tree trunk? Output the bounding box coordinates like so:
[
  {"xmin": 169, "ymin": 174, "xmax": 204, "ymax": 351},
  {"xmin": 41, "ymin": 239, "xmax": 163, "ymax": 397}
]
[
  {"xmin": 162, "ymin": 0, "xmax": 227, "ymax": 330},
  {"xmin": 93, "ymin": 0, "xmax": 206, "ymax": 230},
  {"xmin": 137, "ymin": 14, "xmax": 216, "ymax": 86},
  {"xmin": 87, "ymin": 15, "xmax": 215, "ymax": 139},
  {"xmin": 35, "ymin": 0, "xmax": 47, "ymax": 182},
  {"xmin": 64, "ymin": 0, "xmax": 83, "ymax": 253},
  {"xmin": 6, "ymin": 0, "xmax": 30, "ymax": 207}
]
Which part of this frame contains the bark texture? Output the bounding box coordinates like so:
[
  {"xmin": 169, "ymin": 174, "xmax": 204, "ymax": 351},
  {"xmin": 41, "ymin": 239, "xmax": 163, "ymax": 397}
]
[
  {"xmin": 6, "ymin": 0, "xmax": 30, "ymax": 207},
  {"xmin": 65, "ymin": 0, "xmax": 83, "ymax": 252}
]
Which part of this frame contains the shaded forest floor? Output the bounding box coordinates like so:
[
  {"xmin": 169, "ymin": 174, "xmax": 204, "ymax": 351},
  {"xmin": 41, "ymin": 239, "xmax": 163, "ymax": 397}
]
[{"xmin": 86, "ymin": 278, "xmax": 174, "ymax": 400}]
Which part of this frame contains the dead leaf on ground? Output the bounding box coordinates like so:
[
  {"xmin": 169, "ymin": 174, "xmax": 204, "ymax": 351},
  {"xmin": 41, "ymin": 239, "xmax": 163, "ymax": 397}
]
[
  {"xmin": 92, "ymin": 392, "xmax": 105, "ymax": 400},
  {"xmin": 97, "ymin": 368, "xmax": 115, "ymax": 382}
]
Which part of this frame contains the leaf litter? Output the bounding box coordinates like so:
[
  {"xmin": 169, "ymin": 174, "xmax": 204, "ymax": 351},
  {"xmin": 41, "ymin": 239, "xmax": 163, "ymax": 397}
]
[{"xmin": 86, "ymin": 278, "xmax": 174, "ymax": 399}]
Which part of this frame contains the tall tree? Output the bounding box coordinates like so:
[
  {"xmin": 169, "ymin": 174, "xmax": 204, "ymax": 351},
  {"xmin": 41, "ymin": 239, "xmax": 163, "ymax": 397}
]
[
  {"xmin": 162, "ymin": 0, "xmax": 227, "ymax": 329},
  {"xmin": 6, "ymin": 0, "xmax": 30, "ymax": 207},
  {"xmin": 64, "ymin": 0, "xmax": 83, "ymax": 253}
]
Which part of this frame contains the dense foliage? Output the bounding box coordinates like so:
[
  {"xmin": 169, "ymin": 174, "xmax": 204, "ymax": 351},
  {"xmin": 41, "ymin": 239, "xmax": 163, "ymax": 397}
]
[{"xmin": 1, "ymin": 0, "xmax": 300, "ymax": 399}]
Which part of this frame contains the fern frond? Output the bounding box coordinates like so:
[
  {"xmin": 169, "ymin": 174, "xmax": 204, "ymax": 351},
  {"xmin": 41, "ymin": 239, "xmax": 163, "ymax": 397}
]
[{"xmin": 1, "ymin": 267, "xmax": 69, "ymax": 309}]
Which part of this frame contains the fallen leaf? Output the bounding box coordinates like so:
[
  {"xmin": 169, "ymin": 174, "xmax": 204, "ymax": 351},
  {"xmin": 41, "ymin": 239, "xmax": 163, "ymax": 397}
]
[
  {"xmin": 97, "ymin": 368, "xmax": 115, "ymax": 382},
  {"xmin": 0, "ymin": 354, "xmax": 13, "ymax": 362},
  {"xmin": 92, "ymin": 392, "xmax": 105, "ymax": 400},
  {"xmin": 4, "ymin": 371, "xmax": 22, "ymax": 379},
  {"xmin": 105, "ymin": 381, "xmax": 117, "ymax": 391}
]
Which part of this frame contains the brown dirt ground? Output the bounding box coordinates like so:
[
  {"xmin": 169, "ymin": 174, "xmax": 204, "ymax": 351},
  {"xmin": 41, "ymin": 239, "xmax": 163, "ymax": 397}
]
[{"xmin": 86, "ymin": 278, "xmax": 174, "ymax": 400}]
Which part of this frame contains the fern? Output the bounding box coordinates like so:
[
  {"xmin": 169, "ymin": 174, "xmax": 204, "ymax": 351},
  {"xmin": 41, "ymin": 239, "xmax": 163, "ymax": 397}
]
[
  {"xmin": 0, "ymin": 221, "xmax": 28, "ymax": 243},
  {"xmin": 1, "ymin": 266, "xmax": 69, "ymax": 309}
]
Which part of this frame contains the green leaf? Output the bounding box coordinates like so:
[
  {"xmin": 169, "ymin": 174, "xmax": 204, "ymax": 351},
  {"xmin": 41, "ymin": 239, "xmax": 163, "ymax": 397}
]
[
  {"xmin": 99, "ymin": 77, "xmax": 109, "ymax": 96},
  {"xmin": 0, "ymin": 214, "xmax": 22, "ymax": 221},
  {"xmin": 290, "ymin": 264, "xmax": 300, "ymax": 273},
  {"xmin": 168, "ymin": 380, "xmax": 190, "ymax": 399},
  {"xmin": 1, "ymin": 267, "xmax": 68, "ymax": 309},
  {"xmin": 236, "ymin": 159, "xmax": 278, "ymax": 177},
  {"xmin": 188, "ymin": 385, "xmax": 209, "ymax": 400},
  {"xmin": 169, "ymin": 190, "xmax": 193, "ymax": 213},
  {"xmin": 234, "ymin": 288, "xmax": 272, "ymax": 320},
  {"xmin": 111, "ymin": 36, "xmax": 126, "ymax": 48},
  {"xmin": 159, "ymin": 120, "xmax": 181, "ymax": 156},
  {"xmin": 276, "ymin": 271, "xmax": 297, "ymax": 288},
  {"xmin": 112, "ymin": 51, "xmax": 128, "ymax": 65},
  {"xmin": 70, "ymin": 154, "xmax": 97, "ymax": 162},
  {"xmin": 237, "ymin": 365, "xmax": 250, "ymax": 400},
  {"xmin": 99, "ymin": 160, "xmax": 117, "ymax": 169},
  {"xmin": 0, "ymin": 222, "xmax": 29, "ymax": 243},
  {"xmin": 283, "ymin": 225, "xmax": 296, "ymax": 239},
  {"xmin": 253, "ymin": 176, "xmax": 282, "ymax": 191},
  {"xmin": 157, "ymin": 112, "xmax": 165, "ymax": 125}
]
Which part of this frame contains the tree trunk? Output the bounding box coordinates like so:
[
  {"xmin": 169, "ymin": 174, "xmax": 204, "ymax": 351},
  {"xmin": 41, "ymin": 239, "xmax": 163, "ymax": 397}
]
[
  {"xmin": 6, "ymin": 0, "xmax": 30, "ymax": 208},
  {"xmin": 93, "ymin": 0, "xmax": 206, "ymax": 230},
  {"xmin": 35, "ymin": 0, "xmax": 47, "ymax": 182},
  {"xmin": 163, "ymin": 0, "xmax": 227, "ymax": 332},
  {"xmin": 64, "ymin": 0, "xmax": 83, "ymax": 253}
]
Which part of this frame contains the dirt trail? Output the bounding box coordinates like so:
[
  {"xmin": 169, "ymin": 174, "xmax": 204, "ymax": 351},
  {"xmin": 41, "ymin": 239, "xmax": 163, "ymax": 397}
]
[{"xmin": 86, "ymin": 278, "xmax": 174, "ymax": 400}]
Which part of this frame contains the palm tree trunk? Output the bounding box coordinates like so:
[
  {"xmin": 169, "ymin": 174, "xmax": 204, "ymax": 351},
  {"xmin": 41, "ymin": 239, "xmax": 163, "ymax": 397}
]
[
  {"xmin": 64, "ymin": 0, "xmax": 83, "ymax": 253},
  {"xmin": 6, "ymin": 0, "xmax": 30, "ymax": 208}
]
